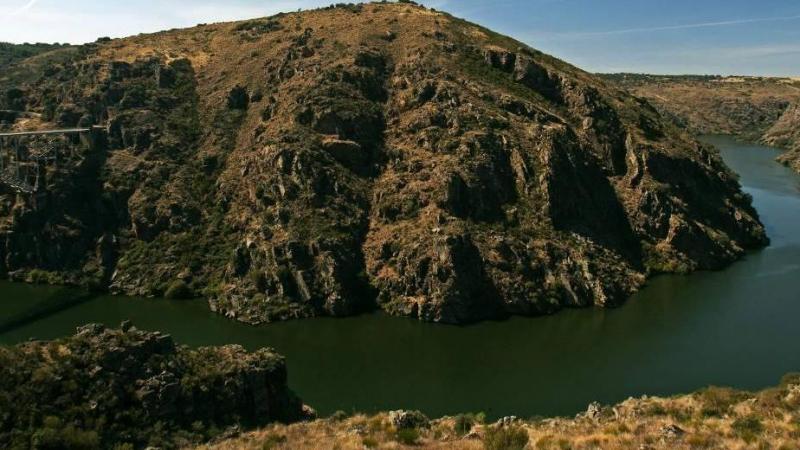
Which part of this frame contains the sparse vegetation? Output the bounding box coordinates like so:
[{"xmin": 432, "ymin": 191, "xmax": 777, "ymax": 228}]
[
  {"xmin": 0, "ymin": 42, "xmax": 71, "ymax": 69},
  {"xmin": 483, "ymin": 425, "xmax": 529, "ymax": 450},
  {"xmin": 732, "ymin": 415, "xmax": 764, "ymax": 443},
  {"xmin": 453, "ymin": 413, "xmax": 478, "ymax": 436},
  {"xmin": 394, "ymin": 427, "xmax": 420, "ymax": 445},
  {"xmin": 197, "ymin": 373, "xmax": 800, "ymax": 450}
]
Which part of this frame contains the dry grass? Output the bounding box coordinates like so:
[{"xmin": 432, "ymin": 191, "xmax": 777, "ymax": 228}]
[{"xmin": 197, "ymin": 377, "xmax": 800, "ymax": 450}]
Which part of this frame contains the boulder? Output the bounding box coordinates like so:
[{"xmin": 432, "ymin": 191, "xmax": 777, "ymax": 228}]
[
  {"xmin": 321, "ymin": 137, "xmax": 368, "ymax": 170},
  {"xmin": 389, "ymin": 410, "xmax": 430, "ymax": 429}
]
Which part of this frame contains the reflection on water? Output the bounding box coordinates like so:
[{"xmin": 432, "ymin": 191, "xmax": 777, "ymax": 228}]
[{"xmin": 1, "ymin": 136, "xmax": 799, "ymax": 419}]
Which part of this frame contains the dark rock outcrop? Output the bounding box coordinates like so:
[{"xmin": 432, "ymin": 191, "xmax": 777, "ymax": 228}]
[
  {"xmin": 765, "ymin": 103, "xmax": 800, "ymax": 172},
  {"xmin": 0, "ymin": 324, "xmax": 304, "ymax": 449}
]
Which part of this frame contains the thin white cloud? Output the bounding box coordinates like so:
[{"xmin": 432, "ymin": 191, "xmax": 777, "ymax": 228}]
[
  {"xmin": 0, "ymin": 0, "xmax": 38, "ymax": 17},
  {"xmin": 11, "ymin": 0, "xmax": 38, "ymax": 15},
  {"xmin": 545, "ymin": 14, "xmax": 800, "ymax": 39},
  {"xmin": 674, "ymin": 43, "xmax": 800, "ymax": 59}
]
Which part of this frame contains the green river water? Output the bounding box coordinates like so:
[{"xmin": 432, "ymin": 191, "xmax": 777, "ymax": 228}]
[{"xmin": 1, "ymin": 135, "xmax": 799, "ymax": 419}]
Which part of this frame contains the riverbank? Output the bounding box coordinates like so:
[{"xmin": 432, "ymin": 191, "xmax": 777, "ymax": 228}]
[
  {"xmin": 2, "ymin": 323, "xmax": 799, "ymax": 449},
  {"xmin": 202, "ymin": 376, "xmax": 800, "ymax": 449}
]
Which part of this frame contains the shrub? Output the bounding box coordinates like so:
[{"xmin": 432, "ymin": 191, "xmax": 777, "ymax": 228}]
[
  {"xmin": 484, "ymin": 426, "xmax": 529, "ymax": 450},
  {"xmin": 454, "ymin": 413, "xmax": 476, "ymax": 436},
  {"xmin": 732, "ymin": 415, "xmax": 764, "ymax": 443},
  {"xmin": 368, "ymin": 416, "xmax": 389, "ymax": 433},
  {"xmin": 227, "ymin": 86, "xmax": 249, "ymax": 110},
  {"xmin": 330, "ymin": 410, "xmax": 349, "ymax": 421},
  {"xmin": 234, "ymin": 19, "xmax": 282, "ymax": 34},
  {"xmin": 697, "ymin": 386, "xmax": 747, "ymax": 417},
  {"xmin": 756, "ymin": 387, "xmax": 785, "ymax": 410},
  {"xmin": 32, "ymin": 425, "xmax": 101, "ymax": 450},
  {"xmin": 394, "ymin": 428, "xmax": 420, "ymax": 445},
  {"xmin": 780, "ymin": 373, "xmax": 800, "ymax": 387},
  {"xmin": 27, "ymin": 269, "xmax": 59, "ymax": 285},
  {"xmin": 261, "ymin": 434, "xmax": 287, "ymax": 450},
  {"xmin": 686, "ymin": 433, "xmax": 717, "ymax": 449},
  {"xmin": 362, "ymin": 436, "xmax": 379, "ymax": 448}
]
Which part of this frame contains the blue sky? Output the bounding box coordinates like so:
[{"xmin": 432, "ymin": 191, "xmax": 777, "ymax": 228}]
[{"xmin": 1, "ymin": 0, "xmax": 798, "ymax": 76}]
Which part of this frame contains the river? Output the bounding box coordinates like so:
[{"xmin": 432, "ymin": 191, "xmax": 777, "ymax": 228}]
[{"xmin": 1, "ymin": 135, "xmax": 799, "ymax": 419}]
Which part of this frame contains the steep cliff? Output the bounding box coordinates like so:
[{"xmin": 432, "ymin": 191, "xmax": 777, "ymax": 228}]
[
  {"xmin": 603, "ymin": 74, "xmax": 800, "ymax": 173},
  {"xmin": 0, "ymin": 2, "xmax": 766, "ymax": 324},
  {"xmin": 765, "ymin": 103, "xmax": 800, "ymax": 172},
  {"xmin": 0, "ymin": 324, "xmax": 304, "ymax": 449}
]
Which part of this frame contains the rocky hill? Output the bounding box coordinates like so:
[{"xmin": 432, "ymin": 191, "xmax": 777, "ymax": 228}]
[
  {"xmin": 0, "ymin": 2, "xmax": 766, "ymax": 325},
  {"xmin": 0, "ymin": 324, "xmax": 305, "ymax": 449},
  {"xmin": 602, "ymin": 74, "xmax": 800, "ymax": 173}
]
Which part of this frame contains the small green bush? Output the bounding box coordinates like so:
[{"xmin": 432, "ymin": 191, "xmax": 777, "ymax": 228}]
[
  {"xmin": 362, "ymin": 436, "xmax": 379, "ymax": 448},
  {"xmin": 261, "ymin": 434, "xmax": 287, "ymax": 450},
  {"xmin": 227, "ymin": 86, "xmax": 249, "ymax": 110},
  {"xmin": 732, "ymin": 415, "xmax": 764, "ymax": 443},
  {"xmin": 698, "ymin": 386, "xmax": 747, "ymax": 417},
  {"xmin": 454, "ymin": 413, "xmax": 476, "ymax": 436},
  {"xmin": 27, "ymin": 269, "xmax": 59, "ymax": 285},
  {"xmin": 484, "ymin": 426, "xmax": 529, "ymax": 450},
  {"xmin": 32, "ymin": 425, "xmax": 101, "ymax": 450},
  {"xmin": 394, "ymin": 427, "xmax": 420, "ymax": 445}
]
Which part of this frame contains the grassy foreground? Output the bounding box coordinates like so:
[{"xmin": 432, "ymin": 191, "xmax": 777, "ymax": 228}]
[{"xmin": 199, "ymin": 375, "xmax": 800, "ymax": 450}]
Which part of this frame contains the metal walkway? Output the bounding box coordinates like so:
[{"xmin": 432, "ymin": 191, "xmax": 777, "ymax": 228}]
[
  {"xmin": 0, "ymin": 128, "xmax": 93, "ymax": 137},
  {"xmin": 0, "ymin": 127, "xmax": 102, "ymax": 195}
]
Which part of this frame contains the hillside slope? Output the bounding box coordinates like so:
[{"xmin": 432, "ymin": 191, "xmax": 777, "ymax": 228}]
[
  {"xmin": 0, "ymin": 2, "xmax": 766, "ymax": 324},
  {"xmin": 603, "ymin": 74, "xmax": 800, "ymax": 172},
  {"xmin": 0, "ymin": 42, "xmax": 72, "ymax": 71}
]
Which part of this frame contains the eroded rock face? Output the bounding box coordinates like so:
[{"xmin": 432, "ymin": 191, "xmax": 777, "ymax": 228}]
[
  {"xmin": 602, "ymin": 74, "xmax": 800, "ymax": 174},
  {"xmin": 765, "ymin": 104, "xmax": 800, "ymax": 172},
  {"xmin": 0, "ymin": 324, "xmax": 304, "ymax": 449},
  {"xmin": 0, "ymin": 3, "xmax": 767, "ymax": 324}
]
